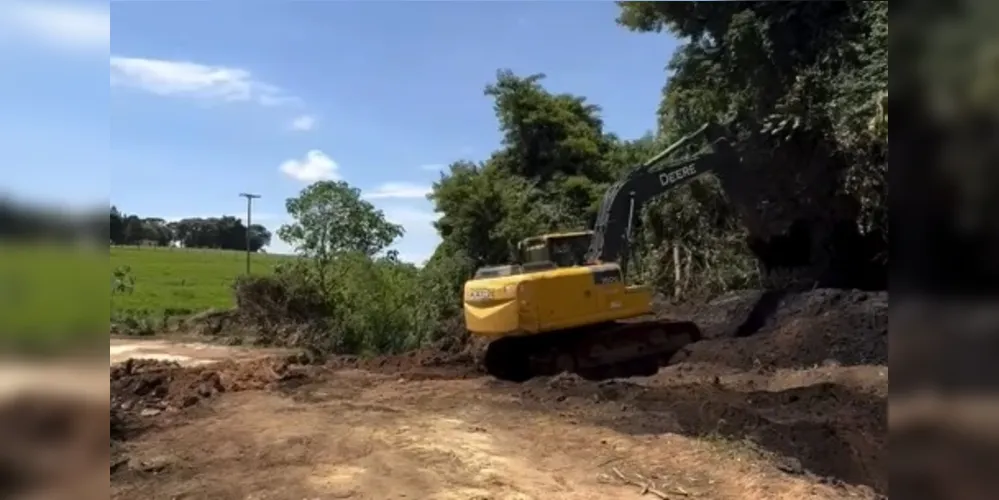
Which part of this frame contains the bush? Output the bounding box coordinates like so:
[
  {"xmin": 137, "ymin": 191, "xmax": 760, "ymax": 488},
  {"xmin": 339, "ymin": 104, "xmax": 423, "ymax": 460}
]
[
  {"xmin": 231, "ymin": 252, "xmax": 469, "ymax": 358},
  {"xmin": 234, "ymin": 268, "xmax": 328, "ymax": 328}
]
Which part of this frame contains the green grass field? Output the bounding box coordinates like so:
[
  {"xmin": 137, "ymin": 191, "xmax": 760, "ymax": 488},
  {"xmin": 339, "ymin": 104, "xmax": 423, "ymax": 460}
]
[
  {"xmin": 0, "ymin": 244, "xmax": 292, "ymax": 354},
  {"xmin": 0, "ymin": 243, "xmax": 110, "ymax": 353},
  {"xmin": 111, "ymin": 246, "xmax": 295, "ymax": 317}
]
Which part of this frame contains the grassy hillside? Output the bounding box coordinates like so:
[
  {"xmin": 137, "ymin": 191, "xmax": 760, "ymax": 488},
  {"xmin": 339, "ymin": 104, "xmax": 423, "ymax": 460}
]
[{"xmin": 111, "ymin": 246, "xmax": 295, "ymax": 317}]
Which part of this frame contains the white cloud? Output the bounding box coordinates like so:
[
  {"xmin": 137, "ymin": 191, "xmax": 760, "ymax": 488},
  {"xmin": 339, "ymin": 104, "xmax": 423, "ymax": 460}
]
[
  {"xmin": 382, "ymin": 206, "xmax": 439, "ymax": 229},
  {"xmin": 0, "ymin": 1, "xmax": 108, "ymax": 52},
  {"xmin": 419, "ymin": 163, "xmax": 446, "ymax": 172},
  {"xmin": 363, "ymin": 182, "xmax": 432, "ymax": 200},
  {"xmin": 290, "ymin": 115, "xmax": 316, "ymax": 131},
  {"xmin": 110, "ymin": 56, "xmax": 298, "ymax": 107},
  {"xmin": 279, "ymin": 150, "xmax": 339, "ymax": 182}
]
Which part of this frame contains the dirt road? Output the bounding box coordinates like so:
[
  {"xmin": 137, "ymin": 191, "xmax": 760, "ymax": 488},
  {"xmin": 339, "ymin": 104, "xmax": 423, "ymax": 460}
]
[
  {"xmin": 112, "ymin": 363, "xmax": 882, "ymax": 500},
  {"xmin": 110, "ymin": 337, "xmax": 291, "ymax": 367}
]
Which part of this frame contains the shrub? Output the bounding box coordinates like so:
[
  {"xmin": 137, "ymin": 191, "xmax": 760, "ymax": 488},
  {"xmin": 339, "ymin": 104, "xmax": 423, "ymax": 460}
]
[{"xmin": 230, "ymin": 252, "xmax": 469, "ymax": 358}]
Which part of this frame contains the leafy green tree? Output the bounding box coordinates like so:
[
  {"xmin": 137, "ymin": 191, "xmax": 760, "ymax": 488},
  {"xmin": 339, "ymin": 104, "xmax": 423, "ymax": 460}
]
[
  {"xmin": 121, "ymin": 215, "xmax": 145, "ymax": 245},
  {"xmin": 430, "ymin": 161, "xmax": 515, "ymax": 266},
  {"xmin": 140, "ymin": 217, "xmax": 172, "ymax": 246},
  {"xmin": 278, "ymin": 180, "xmax": 404, "ymax": 296},
  {"xmin": 616, "ymin": 0, "xmax": 888, "ymax": 292},
  {"xmin": 247, "ymin": 224, "xmax": 272, "ymax": 251},
  {"xmin": 484, "ymin": 70, "xmax": 609, "ymax": 182},
  {"xmin": 429, "ymin": 70, "xmax": 650, "ymax": 273},
  {"xmin": 110, "ymin": 206, "xmax": 124, "ymax": 243}
]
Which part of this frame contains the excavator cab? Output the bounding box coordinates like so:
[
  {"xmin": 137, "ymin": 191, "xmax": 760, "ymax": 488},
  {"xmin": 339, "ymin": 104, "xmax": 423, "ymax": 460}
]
[
  {"xmin": 469, "ymin": 231, "xmax": 592, "ymax": 281},
  {"xmin": 517, "ymin": 231, "xmax": 593, "ymax": 268},
  {"xmin": 470, "ymin": 231, "xmax": 593, "ymax": 282}
]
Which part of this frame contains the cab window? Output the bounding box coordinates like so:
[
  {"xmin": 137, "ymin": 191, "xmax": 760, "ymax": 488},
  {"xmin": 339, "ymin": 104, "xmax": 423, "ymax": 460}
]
[
  {"xmin": 473, "ymin": 265, "xmax": 522, "ymax": 279},
  {"xmin": 521, "ymin": 245, "xmax": 549, "ymax": 264}
]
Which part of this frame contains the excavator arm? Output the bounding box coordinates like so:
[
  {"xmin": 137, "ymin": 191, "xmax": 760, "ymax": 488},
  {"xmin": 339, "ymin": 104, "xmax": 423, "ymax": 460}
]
[{"xmin": 584, "ymin": 122, "xmax": 742, "ymax": 277}]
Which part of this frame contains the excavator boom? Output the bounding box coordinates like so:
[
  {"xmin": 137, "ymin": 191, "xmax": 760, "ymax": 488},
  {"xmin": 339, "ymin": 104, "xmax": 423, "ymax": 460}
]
[{"xmin": 586, "ymin": 121, "xmax": 740, "ymax": 275}]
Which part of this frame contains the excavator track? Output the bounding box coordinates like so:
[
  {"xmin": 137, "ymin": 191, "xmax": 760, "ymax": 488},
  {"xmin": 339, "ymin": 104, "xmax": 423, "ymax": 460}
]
[{"xmin": 482, "ymin": 320, "xmax": 702, "ymax": 382}]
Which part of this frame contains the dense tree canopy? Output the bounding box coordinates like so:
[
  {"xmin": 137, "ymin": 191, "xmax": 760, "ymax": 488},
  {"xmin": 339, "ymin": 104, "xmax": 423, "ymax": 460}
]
[
  {"xmin": 618, "ymin": 0, "xmax": 888, "ymax": 290},
  {"xmin": 424, "ymin": 1, "xmax": 888, "ymax": 298},
  {"xmin": 429, "ymin": 72, "xmax": 660, "ymax": 273}
]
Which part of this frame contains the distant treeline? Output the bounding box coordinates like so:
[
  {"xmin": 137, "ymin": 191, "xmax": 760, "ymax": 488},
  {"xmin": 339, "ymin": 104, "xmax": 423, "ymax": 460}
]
[
  {"xmin": 110, "ymin": 206, "xmax": 272, "ymax": 251},
  {"xmin": 0, "ymin": 197, "xmax": 106, "ymax": 244},
  {"xmin": 0, "ymin": 198, "xmax": 272, "ymax": 251}
]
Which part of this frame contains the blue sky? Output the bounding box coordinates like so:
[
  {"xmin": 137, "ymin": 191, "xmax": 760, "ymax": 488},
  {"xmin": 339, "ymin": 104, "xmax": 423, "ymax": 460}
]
[{"xmin": 1, "ymin": 1, "xmax": 678, "ymax": 264}]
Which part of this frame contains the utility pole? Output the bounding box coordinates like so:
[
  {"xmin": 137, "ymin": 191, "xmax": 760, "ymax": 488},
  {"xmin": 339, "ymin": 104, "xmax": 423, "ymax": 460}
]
[{"xmin": 239, "ymin": 193, "xmax": 261, "ymax": 274}]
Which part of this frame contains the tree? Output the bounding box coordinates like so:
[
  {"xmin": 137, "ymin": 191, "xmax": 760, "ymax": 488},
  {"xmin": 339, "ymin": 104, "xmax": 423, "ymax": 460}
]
[
  {"xmin": 141, "ymin": 217, "xmax": 173, "ymax": 246},
  {"xmin": 110, "ymin": 206, "xmax": 124, "ymax": 243},
  {"xmin": 615, "ymin": 0, "xmax": 888, "ymax": 291},
  {"xmin": 165, "ymin": 216, "xmax": 269, "ymax": 251},
  {"xmin": 484, "ymin": 70, "xmax": 609, "ymax": 182},
  {"xmin": 278, "ymin": 180, "xmax": 404, "ymax": 295},
  {"xmin": 122, "ymin": 215, "xmax": 145, "ymax": 245},
  {"xmin": 425, "ymin": 1, "xmax": 888, "ymax": 301},
  {"xmin": 428, "ymin": 70, "xmax": 655, "ymax": 275},
  {"xmin": 248, "ymin": 224, "xmax": 272, "ymax": 252}
]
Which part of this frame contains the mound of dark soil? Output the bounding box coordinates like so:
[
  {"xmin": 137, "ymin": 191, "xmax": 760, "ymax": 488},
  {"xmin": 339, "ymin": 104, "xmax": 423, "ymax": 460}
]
[
  {"xmin": 666, "ymin": 288, "xmax": 887, "ymax": 371},
  {"xmin": 504, "ymin": 287, "xmax": 889, "ymax": 495},
  {"xmin": 110, "ymin": 358, "xmax": 316, "ymax": 416},
  {"xmin": 513, "ymin": 368, "xmax": 887, "ymax": 495}
]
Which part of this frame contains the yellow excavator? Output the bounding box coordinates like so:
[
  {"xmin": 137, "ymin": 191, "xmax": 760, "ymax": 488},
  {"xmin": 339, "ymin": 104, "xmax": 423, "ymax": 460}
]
[{"xmin": 462, "ymin": 122, "xmax": 744, "ymax": 381}]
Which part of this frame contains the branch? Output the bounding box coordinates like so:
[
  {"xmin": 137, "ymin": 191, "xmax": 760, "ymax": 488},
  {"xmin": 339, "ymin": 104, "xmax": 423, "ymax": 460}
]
[{"xmin": 611, "ymin": 467, "xmax": 690, "ymax": 499}]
